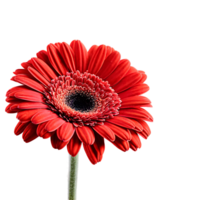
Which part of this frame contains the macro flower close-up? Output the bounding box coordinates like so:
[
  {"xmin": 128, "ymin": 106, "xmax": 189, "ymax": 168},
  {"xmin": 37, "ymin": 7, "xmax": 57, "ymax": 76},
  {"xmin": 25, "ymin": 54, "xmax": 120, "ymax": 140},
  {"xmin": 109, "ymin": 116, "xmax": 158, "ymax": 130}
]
[{"xmin": 5, "ymin": 40, "xmax": 153, "ymax": 165}]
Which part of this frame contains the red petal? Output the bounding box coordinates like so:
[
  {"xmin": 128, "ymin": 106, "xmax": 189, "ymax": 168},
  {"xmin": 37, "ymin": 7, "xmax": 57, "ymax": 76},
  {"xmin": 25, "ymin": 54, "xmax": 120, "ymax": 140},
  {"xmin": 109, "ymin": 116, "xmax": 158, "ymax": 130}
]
[
  {"xmin": 6, "ymin": 97, "xmax": 19, "ymax": 103},
  {"xmin": 3, "ymin": 103, "xmax": 14, "ymax": 114},
  {"xmin": 51, "ymin": 134, "xmax": 68, "ymax": 150},
  {"xmin": 27, "ymin": 67, "xmax": 50, "ymax": 86},
  {"xmin": 106, "ymin": 45, "xmax": 113, "ymax": 58},
  {"xmin": 121, "ymin": 96, "xmax": 151, "ymax": 109},
  {"xmin": 113, "ymin": 72, "xmax": 142, "ymax": 93},
  {"xmin": 129, "ymin": 119, "xmax": 144, "ymax": 132},
  {"xmin": 93, "ymin": 124, "xmax": 115, "ymax": 142},
  {"xmin": 36, "ymin": 122, "xmax": 56, "ymax": 140},
  {"xmin": 105, "ymin": 59, "xmax": 131, "ymax": 86},
  {"xmin": 111, "ymin": 136, "xmax": 129, "ymax": 152},
  {"xmin": 136, "ymin": 120, "xmax": 153, "ymax": 140},
  {"xmin": 104, "ymin": 122, "xmax": 132, "ymax": 141},
  {"xmin": 106, "ymin": 116, "xmax": 135, "ymax": 129},
  {"xmin": 6, "ymin": 86, "xmax": 29, "ymax": 97},
  {"xmin": 67, "ymin": 133, "xmax": 82, "ymax": 157},
  {"xmin": 60, "ymin": 42, "xmax": 76, "ymax": 72},
  {"xmin": 12, "ymin": 89, "xmax": 45, "ymax": 102},
  {"xmin": 126, "ymin": 66, "xmax": 137, "ymax": 76},
  {"xmin": 17, "ymin": 109, "xmax": 44, "ymax": 122},
  {"xmin": 87, "ymin": 45, "xmax": 107, "ymax": 74},
  {"xmin": 45, "ymin": 118, "xmax": 65, "ymax": 132},
  {"xmin": 11, "ymin": 68, "xmax": 36, "ymax": 81},
  {"xmin": 21, "ymin": 59, "xmax": 33, "ymax": 69},
  {"xmin": 14, "ymin": 121, "xmax": 30, "ymax": 136},
  {"xmin": 47, "ymin": 44, "xmax": 69, "ymax": 75},
  {"xmin": 31, "ymin": 57, "xmax": 57, "ymax": 80},
  {"xmin": 118, "ymin": 84, "xmax": 149, "ymax": 99},
  {"xmin": 22, "ymin": 123, "xmax": 38, "ymax": 143},
  {"xmin": 129, "ymin": 130, "xmax": 141, "ymax": 148},
  {"xmin": 70, "ymin": 40, "xmax": 88, "ymax": 72},
  {"xmin": 138, "ymin": 69, "xmax": 149, "ymax": 83},
  {"xmin": 129, "ymin": 143, "xmax": 137, "ymax": 151},
  {"xmin": 31, "ymin": 110, "xmax": 58, "ymax": 124},
  {"xmin": 10, "ymin": 103, "xmax": 22, "ymax": 112},
  {"xmin": 97, "ymin": 51, "xmax": 121, "ymax": 79},
  {"xmin": 119, "ymin": 108, "xmax": 153, "ymax": 122},
  {"xmin": 36, "ymin": 50, "xmax": 52, "ymax": 68},
  {"xmin": 76, "ymin": 126, "xmax": 95, "ymax": 145},
  {"xmin": 87, "ymin": 45, "xmax": 98, "ymax": 67},
  {"xmin": 3, "ymin": 103, "xmax": 20, "ymax": 114},
  {"xmin": 83, "ymin": 133, "xmax": 107, "ymax": 166},
  {"xmin": 11, "ymin": 75, "xmax": 44, "ymax": 93},
  {"xmin": 16, "ymin": 102, "xmax": 48, "ymax": 110},
  {"xmin": 57, "ymin": 122, "xmax": 75, "ymax": 142}
]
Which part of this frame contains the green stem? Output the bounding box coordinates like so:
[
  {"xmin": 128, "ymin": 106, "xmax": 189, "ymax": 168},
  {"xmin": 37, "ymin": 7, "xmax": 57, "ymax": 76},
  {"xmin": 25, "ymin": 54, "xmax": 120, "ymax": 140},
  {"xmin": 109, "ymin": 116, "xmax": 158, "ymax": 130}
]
[{"xmin": 68, "ymin": 154, "xmax": 79, "ymax": 200}]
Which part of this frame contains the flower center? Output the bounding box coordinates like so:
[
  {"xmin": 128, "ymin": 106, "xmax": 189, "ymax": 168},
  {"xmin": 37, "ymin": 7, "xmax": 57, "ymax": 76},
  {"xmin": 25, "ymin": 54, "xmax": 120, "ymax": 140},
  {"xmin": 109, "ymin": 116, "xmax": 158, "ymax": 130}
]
[
  {"xmin": 65, "ymin": 91, "xmax": 95, "ymax": 113},
  {"xmin": 44, "ymin": 71, "xmax": 121, "ymax": 127}
]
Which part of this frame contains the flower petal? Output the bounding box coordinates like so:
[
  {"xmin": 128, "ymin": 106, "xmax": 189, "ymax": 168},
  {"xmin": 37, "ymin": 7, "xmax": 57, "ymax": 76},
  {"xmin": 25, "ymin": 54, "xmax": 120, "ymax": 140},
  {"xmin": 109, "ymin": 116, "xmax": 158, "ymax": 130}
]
[
  {"xmin": 14, "ymin": 121, "xmax": 30, "ymax": 136},
  {"xmin": 31, "ymin": 110, "xmax": 58, "ymax": 124},
  {"xmin": 118, "ymin": 84, "xmax": 149, "ymax": 99},
  {"xmin": 105, "ymin": 46, "xmax": 114, "ymax": 57},
  {"xmin": 121, "ymin": 96, "xmax": 151, "ymax": 109},
  {"xmin": 83, "ymin": 130, "xmax": 107, "ymax": 166},
  {"xmin": 16, "ymin": 102, "xmax": 48, "ymax": 110},
  {"xmin": 45, "ymin": 118, "xmax": 66, "ymax": 132},
  {"xmin": 36, "ymin": 122, "xmax": 56, "ymax": 140},
  {"xmin": 21, "ymin": 59, "xmax": 34, "ymax": 69},
  {"xmin": 17, "ymin": 109, "xmax": 45, "ymax": 122},
  {"xmin": 106, "ymin": 116, "xmax": 135, "ymax": 129},
  {"xmin": 5, "ymin": 103, "xmax": 20, "ymax": 113},
  {"xmin": 129, "ymin": 130, "xmax": 141, "ymax": 148},
  {"xmin": 110, "ymin": 136, "xmax": 129, "ymax": 152},
  {"xmin": 67, "ymin": 133, "xmax": 82, "ymax": 157},
  {"xmin": 125, "ymin": 66, "xmax": 137, "ymax": 75},
  {"xmin": 97, "ymin": 51, "xmax": 121, "ymax": 79},
  {"xmin": 119, "ymin": 108, "xmax": 153, "ymax": 122},
  {"xmin": 87, "ymin": 45, "xmax": 107, "ymax": 74},
  {"xmin": 47, "ymin": 43, "xmax": 69, "ymax": 75},
  {"xmin": 22, "ymin": 123, "xmax": 38, "ymax": 143},
  {"xmin": 10, "ymin": 103, "xmax": 23, "ymax": 112},
  {"xmin": 6, "ymin": 86, "xmax": 29, "ymax": 97},
  {"xmin": 60, "ymin": 42, "xmax": 76, "ymax": 72},
  {"xmin": 129, "ymin": 143, "xmax": 137, "ymax": 151},
  {"xmin": 12, "ymin": 89, "xmax": 45, "ymax": 102},
  {"xmin": 51, "ymin": 133, "xmax": 68, "ymax": 150},
  {"xmin": 36, "ymin": 50, "xmax": 53, "ymax": 69},
  {"xmin": 136, "ymin": 120, "xmax": 153, "ymax": 140},
  {"xmin": 11, "ymin": 75, "xmax": 45, "ymax": 93},
  {"xmin": 104, "ymin": 122, "xmax": 132, "ymax": 141},
  {"xmin": 113, "ymin": 72, "xmax": 142, "ymax": 93},
  {"xmin": 57, "ymin": 122, "xmax": 75, "ymax": 142},
  {"xmin": 93, "ymin": 124, "xmax": 115, "ymax": 142},
  {"xmin": 76, "ymin": 126, "xmax": 95, "ymax": 145},
  {"xmin": 70, "ymin": 40, "xmax": 88, "ymax": 72},
  {"xmin": 138, "ymin": 72, "xmax": 147, "ymax": 84},
  {"xmin": 87, "ymin": 45, "xmax": 98, "ymax": 67},
  {"xmin": 27, "ymin": 67, "xmax": 50, "ymax": 86},
  {"xmin": 31, "ymin": 57, "xmax": 57, "ymax": 80},
  {"xmin": 129, "ymin": 119, "xmax": 144, "ymax": 132},
  {"xmin": 105, "ymin": 59, "xmax": 131, "ymax": 86},
  {"xmin": 13, "ymin": 69, "xmax": 30, "ymax": 76}
]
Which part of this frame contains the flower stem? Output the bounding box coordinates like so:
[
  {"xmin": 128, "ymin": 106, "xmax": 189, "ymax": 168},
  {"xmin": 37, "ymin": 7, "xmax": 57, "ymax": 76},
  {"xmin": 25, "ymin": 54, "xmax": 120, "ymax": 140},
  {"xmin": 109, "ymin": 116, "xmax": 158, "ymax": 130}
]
[{"xmin": 68, "ymin": 154, "xmax": 79, "ymax": 200}]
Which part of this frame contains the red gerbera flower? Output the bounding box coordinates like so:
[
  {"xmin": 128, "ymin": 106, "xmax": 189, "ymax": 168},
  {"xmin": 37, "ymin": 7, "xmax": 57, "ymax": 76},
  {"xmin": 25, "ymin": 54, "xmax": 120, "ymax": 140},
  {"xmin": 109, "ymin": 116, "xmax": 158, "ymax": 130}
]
[{"xmin": 5, "ymin": 40, "xmax": 153, "ymax": 164}]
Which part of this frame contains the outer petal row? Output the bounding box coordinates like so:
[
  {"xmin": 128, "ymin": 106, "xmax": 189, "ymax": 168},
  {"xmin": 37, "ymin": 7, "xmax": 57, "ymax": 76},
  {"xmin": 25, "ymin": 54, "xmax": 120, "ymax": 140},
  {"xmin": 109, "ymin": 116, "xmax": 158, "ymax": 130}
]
[{"xmin": 83, "ymin": 132, "xmax": 105, "ymax": 164}]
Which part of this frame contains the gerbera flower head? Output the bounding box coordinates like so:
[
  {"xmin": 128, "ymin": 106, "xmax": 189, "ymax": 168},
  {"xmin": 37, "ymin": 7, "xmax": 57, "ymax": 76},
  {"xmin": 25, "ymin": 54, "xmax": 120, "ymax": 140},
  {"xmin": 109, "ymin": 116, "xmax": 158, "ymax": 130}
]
[{"xmin": 5, "ymin": 40, "xmax": 153, "ymax": 164}]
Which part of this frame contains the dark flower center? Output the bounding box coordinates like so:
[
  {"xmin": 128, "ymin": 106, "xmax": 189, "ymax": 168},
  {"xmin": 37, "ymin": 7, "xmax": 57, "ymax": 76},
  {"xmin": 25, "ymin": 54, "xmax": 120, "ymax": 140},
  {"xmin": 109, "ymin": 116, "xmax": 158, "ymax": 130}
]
[
  {"xmin": 44, "ymin": 71, "xmax": 121, "ymax": 126},
  {"xmin": 65, "ymin": 92, "xmax": 96, "ymax": 113}
]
